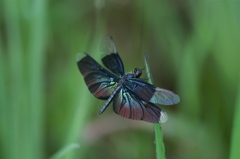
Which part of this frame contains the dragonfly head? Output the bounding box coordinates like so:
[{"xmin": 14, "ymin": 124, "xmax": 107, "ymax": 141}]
[{"xmin": 134, "ymin": 68, "xmax": 142, "ymax": 78}]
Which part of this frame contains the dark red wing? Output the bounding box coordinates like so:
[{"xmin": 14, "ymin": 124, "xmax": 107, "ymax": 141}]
[
  {"xmin": 113, "ymin": 87, "xmax": 168, "ymax": 123},
  {"xmin": 76, "ymin": 53, "xmax": 119, "ymax": 99}
]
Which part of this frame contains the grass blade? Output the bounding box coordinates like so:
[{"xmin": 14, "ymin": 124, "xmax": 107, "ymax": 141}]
[
  {"xmin": 2, "ymin": 1, "xmax": 24, "ymax": 158},
  {"xmin": 50, "ymin": 143, "xmax": 80, "ymax": 159}
]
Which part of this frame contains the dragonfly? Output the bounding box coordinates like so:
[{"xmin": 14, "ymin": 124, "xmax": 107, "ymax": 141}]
[{"xmin": 76, "ymin": 36, "xmax": 180, "ymax": 123}]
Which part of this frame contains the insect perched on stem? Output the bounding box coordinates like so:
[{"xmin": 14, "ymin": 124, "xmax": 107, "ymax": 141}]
[{"xmin": 76, "ymin": 36, "xmax": 180, "ymax": 123}]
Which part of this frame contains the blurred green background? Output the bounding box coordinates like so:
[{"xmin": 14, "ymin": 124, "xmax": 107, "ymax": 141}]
[{"xmin": 0, "ymin": 0, "xmax": 239, "ymax": 159}]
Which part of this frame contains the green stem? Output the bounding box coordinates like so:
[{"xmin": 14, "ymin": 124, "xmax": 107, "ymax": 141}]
[
  {"xmin": 144, "ymin": 54, "xmax": 166, "ymax": 159},
  {"xmin": 229, "ymin": 84, "xmax": 240, "ymax": 159},
  {"xmin": 153, "ymin": 124, "xmax": 166, "ymax": 159}
]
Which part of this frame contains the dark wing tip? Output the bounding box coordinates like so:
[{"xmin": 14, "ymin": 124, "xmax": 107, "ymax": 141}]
[{"xmin": 76, "ymin": 52, "xmax": 87, "ymax": 63}]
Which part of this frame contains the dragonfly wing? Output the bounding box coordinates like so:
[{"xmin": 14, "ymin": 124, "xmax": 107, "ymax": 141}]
[
  {"xmin": 113, "ymin": 87, "xmax": 168, "ymax": 123},
  {"xmin": 125, "ymin": 78, "xmax": 180, "ymax": 105},
  {"xmin": 100, "ymin": 36, "xmax": 125, "ymax": 76},
  {"xmin": 76, "ymin": 52, "xmax": 119, "ymax": 99}
]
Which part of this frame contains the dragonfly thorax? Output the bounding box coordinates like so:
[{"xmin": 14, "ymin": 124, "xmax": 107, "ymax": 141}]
[
  {"xmin": 119, "ymin": 68, "xmax": 142, "ymax": 85},
  {"xmin": 119, "ymin": 73, "xmax": 134, "ymax": 84}
]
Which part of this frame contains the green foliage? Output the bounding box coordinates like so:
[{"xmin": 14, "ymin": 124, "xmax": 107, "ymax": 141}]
[
  {"xmin": 0, "ymin": 1, "xmax": 239, "ymax": 159},
  {"xmin": 50, "ymin": 143, "xmax": 80, "ymax": 159}
]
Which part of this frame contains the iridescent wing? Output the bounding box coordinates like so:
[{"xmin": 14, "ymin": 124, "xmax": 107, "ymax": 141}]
[
  {"xmin": 76, "ymin": 53, "xmax": 119, "ymax": 99},
  {"xmin": 113, "ymin": 87, "xmax": 168, "ymax": 123},
  {"xmin": 100, "ymin": 36, "xmax": 125, "ymax": 76},
  {"xmin": 124, "ymin": 78, "xmax": 180, "ymax": 105}
]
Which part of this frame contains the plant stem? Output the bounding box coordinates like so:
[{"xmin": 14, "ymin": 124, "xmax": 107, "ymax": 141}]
[
  {"xmin": 229, "ymin": 83, "xmax": 240, "ymax": 159},
  {"xmin": 144, "ymin": 54, "xmax": 166, "ymax": 159}
]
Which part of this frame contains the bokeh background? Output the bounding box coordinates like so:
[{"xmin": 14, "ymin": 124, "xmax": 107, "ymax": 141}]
[{"xmin": 0, "ymin": 0, "xmax": 239, "ymax": 159}]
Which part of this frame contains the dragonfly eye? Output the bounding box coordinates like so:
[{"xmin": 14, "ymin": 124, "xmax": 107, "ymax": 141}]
[{"xmin": 134, "ymin": 68, "xmax": 142, "ymax": 78}]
